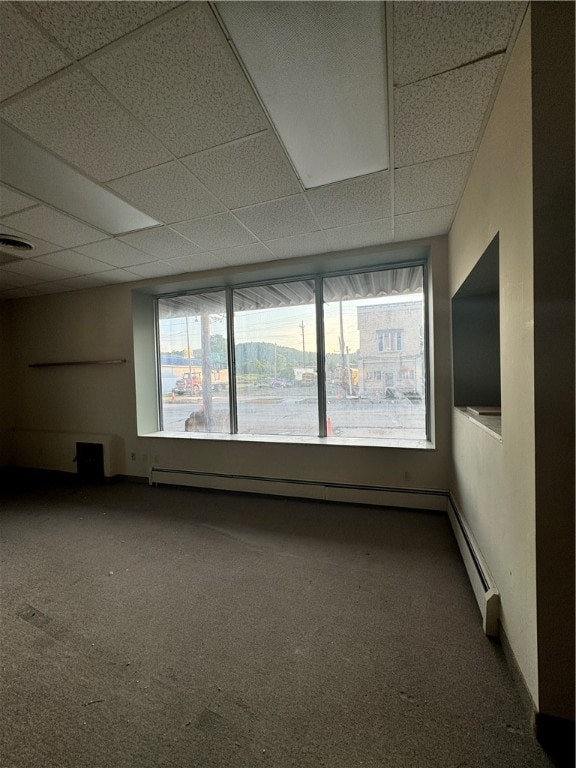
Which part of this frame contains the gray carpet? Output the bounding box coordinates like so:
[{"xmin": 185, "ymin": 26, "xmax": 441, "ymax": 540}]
[{"xmin": 0, "ymin": 474, "xmax": 554, "ymax": 768}]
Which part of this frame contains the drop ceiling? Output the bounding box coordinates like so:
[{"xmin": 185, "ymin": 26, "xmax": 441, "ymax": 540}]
[{"xmin": 0, "ymin": 1, "xmax": 525, "ymax": 299}]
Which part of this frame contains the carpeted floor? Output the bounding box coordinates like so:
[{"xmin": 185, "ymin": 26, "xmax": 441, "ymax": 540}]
[{"xmin": 0, "ymin": 474, "xmax": 554, "ymax": 768}]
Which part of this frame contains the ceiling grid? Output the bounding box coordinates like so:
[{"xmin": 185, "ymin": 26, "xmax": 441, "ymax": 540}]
[{"xmin": 0, "ymin": 1, "xmax": 525, "ymax": 298}]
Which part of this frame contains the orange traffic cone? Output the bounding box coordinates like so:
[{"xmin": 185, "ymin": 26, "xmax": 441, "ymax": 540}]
[{"xmin": 327, "ymin": 417, "xmax": 334, "ymax": 436}]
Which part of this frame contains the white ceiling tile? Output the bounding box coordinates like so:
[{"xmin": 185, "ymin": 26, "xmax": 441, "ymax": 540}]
[
  {"xmin": 1, "ymin": 259, "xmax": 75, "ymax": 282},
  {"xmin": 306, "ymin": 172, "xmax": 392, "ymax": 229},
  {"xmin": 165, "ymin": 253, "xmax": 229, "ymax": 274},
  {"xmin": 57, "ymin": 275, "xmax": 109, "ymax": 291},
  {"xmin": 36, "ymin": 250, "xmax": 112, "ymax": 275},
  {"xmin": 92, "ymin": 269, "xmax": 140, "ymax": 284},
  {"xmin": 171, "ymin": 213, "xmax": 257, "ymax": 252},
  {"xmin": 0, "ymin": 205, "xmax": 107, "ymax": 248},
  {"xmin": 86, "ymin": 4, "xmax": 268, "ymax": 157},
  {"xmin": 233, "ymin": 195, "xmax": 319, "ymax": 242},
  {"xmin": 119, "ymin": 226, "xmax": 204, "ymax": 259},
  {"xmin": 394, "ymin": 1, "xmax": 520, "ymax": 86},
  {"xmin": 107, "ymin": 163, "xmax": 225, "ymax": 225},
  {"xmin": 0, "ymin": 4, "xmax": 72, "ymax": 101},
  {"xmin": 265, "ymin": 232, "xmax": 330, "ymax": 259},
  {"xmin": 0, "ymin": 185, "xmax": 36, "ymax": 217},
  {"xmin": 0, "ymin": 286, "xmax": 41, "ymax": 299},
  {"xmin": 27, "ymin": 281, "xmax": 73, "ymax": 295},
  {"xmin": 0, "ymin": 224, "xmax": 60, "ymax": 257},
  {"xmin": 125, "ymin": 261, "xmax": 188, "ymax": 279},
  {"xmin": 395, "ymin": 154, "xmax": 472, "ymax": 215},
  {"xmin": 325, "ymin": 218, "xmax": 394, "ymax": 252},
  {"xmin": 75, "ymin": 239, "xmax": 156, "ymax": 268},
  {"xmin": 394, "ymin": 205, "xmax": 454, "ymax": 242},
  {"xmin": 182, "ymin": 131, "xmax": 301, "ymax": 209},
  {"xmin": 0, "ymin": 69, "xmax": 173, "ymax": 182},
  {"xmin": 395, "ymin": 56, "xmax": 503, "ymax": 167},
  {"xmin": 0, "ymin": 269, "xmax": 38, "ymax": 288},
  {"xmin": 212, "ymin": 243, "xmax": 274, "ymax": 267},
  {"xmin": 23, "ymin": 1, "xmax": 179, "ymax": 59}
]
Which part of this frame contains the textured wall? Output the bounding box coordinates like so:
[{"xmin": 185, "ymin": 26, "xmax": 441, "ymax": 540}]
[{"xmin": 449, "ymin": 9, "xmax": 538, "ymax": 703}]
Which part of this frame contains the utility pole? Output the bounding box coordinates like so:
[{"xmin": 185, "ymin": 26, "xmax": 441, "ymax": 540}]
[
  {"xmin": 200, "ymin": 312, "xmax": 213, "ymax": 429},
  {"xmin": 300, "ymin": 320, "xmax": 306, "ymax": 365}
]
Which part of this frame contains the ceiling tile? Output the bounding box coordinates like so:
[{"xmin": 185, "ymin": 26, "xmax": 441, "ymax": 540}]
[
  {"xmin": 395, "ymin": 56, "xmax": 503, "ymax": 167},
  {"xmin": 107, "ymin": 163, "xmax": 225, "ymax": 225},
  {"xmin": 0, "ymin": 269, "xmax": 38, "ymax": 288},
  {"xmin": 27, "ymin": 280, "xmax": 74, "ymax": 295},
  {"xmin": 0, "ymin": 224, "xmax": 59, "ymax": 257},
  {"xmin": 0, "ymin": 286, "xmax": 41, "ymax": 299},
  {"xmin": 0, "ymin": 4, "xmax": 72, "ymax": 101},
  {"xmin": 23, "ymin": 1, "xmax": 179, "ymax": 59},
  {"xmin": 57, "ymin": 275, "xmax": 109, "ymax": 291},
  {"xmin": 395, "ymin": 153, "xmax": 472, "ymax": 215},
  {"xmin": 86, "ymin": 4, "xmax": 268, "ymax": 157},
  {"xmin": 119, "ymin": 226, "xmax": 205, "ymax": 259},
  {"xmin": 0, "ymin": 205, "xmax": 107, "ymax": 248},
  {"xmin": 92, "ymin": 268, "xmax": 140, "ymax": 284},
  {"xmin": 306, "ymin": 172, "xmax": 392, "ymax": 229},
  {"xmin": 1, "ymin": 259, "xmax": 75, "ymax": 282},
  {"xmin": 36, "ymin": 250, "xmax": 113, "ymax": 275},
  {"xmin": 0, "ymin": 185, "xmax": 36, "ymax": 217},
  {"xmin": 325, "ymin": 218, "xmax": 394, "ymax": 252},
  {"xmin": 265, "ymin": 232, "xmax": 330, "ymax": 259},
  {"xmin": 75, "ymin": 239, "xmax": 157, "ymax": 268},
  {"xmin": 212, "ymin": 243, "xmax": 274, "ymax": 267},
  {"xmin": 164, "ymin": 253, "xmax": 229, "ymax": 274},
  {"xmin": 394, "ymin": 205, "xmax": 454, "ymax": 241},
  {"xmin": 233, "ymin": 195, "xmax": 319, "ymax": 242},
  {"xmin": 171, "ymin": 213, "xmax": 257, "ymax": 252},
  {"xmin": 393, "ymin": 1, "xmax": 520, "ymax": 86},
  {"xmin": 0, "ymin": 68, "xmax": 173, "ymax": 182},
  {"xmin": 182, "ymin": 131, "xmax": 301, "ymax": 209},
  {"xmin": 125, "ymin": 261, "xmax": 189, "ymax": 279}
]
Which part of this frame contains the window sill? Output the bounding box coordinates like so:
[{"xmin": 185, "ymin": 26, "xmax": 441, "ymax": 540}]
[
  {"xmin": 455, "ymin": 407, "xmax": 502, "ymax": 440},
  {"xmin": 141, "ymin": 430, "xmax": 435, "ymax": 450}
]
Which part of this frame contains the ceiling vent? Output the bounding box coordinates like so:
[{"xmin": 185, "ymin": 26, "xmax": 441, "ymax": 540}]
[
  {"xmin": 0, "ymin": 235, "xmax": 34, "ymax": 252},
  {"xmin": 0, "ymin": 235, "xmax": 33, "ymax": 266}
]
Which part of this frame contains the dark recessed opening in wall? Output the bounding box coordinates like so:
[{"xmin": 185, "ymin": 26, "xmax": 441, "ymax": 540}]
[{"xmin": 452, "ymin": 234, "xmax": 501, "ymax": 410}]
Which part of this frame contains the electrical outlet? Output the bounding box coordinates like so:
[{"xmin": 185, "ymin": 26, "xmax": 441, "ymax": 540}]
[{"xmin": 130, "ymin": 452, "xmax": 136, "ymax": 461}]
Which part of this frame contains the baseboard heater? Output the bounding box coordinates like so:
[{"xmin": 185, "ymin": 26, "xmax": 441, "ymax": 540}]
[
  {"xmin": 447, "ymin": 494, "xmax": 500, "ymax": 637},
  {"xmin": 148, "ymin": 467, "xmax": 448, "ymax": 512}
]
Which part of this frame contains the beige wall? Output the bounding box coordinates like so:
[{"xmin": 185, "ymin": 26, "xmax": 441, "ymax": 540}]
[
  {"xmin": 449, "ymin": 10, "xmax": 538, "ymax": 703},
  {"xmin": 3, "ymin": 236, "xmax": 452, "ymax": 499}
]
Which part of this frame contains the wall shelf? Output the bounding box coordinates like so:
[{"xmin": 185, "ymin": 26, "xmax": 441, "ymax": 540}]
[{"xmin": 29, "ymin": 359, "xmax": 127, "ymax": 368}]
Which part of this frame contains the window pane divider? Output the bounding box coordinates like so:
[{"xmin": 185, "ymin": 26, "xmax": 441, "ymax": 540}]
[{"xmin": 315, "ymin": 276, "xmax": 327, "ymax": 438}]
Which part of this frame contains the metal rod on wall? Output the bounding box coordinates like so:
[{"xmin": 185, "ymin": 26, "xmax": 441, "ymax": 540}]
[{"xmin": 29, "ymin": 359, "xmax": 127, "ymax": 368}]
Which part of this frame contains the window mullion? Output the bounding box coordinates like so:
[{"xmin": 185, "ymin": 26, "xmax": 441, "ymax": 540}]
[
  {"xmin": 315, "ymin": 276, "xmax": 327, "ymax": 437},
  {"xmin": 226, "ymin": 286, "xmax": 238, "ymax": 434}
]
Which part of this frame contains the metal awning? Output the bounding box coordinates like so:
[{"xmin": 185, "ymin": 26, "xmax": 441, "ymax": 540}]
[{"xmin": 158, "ymin": 266, "xmax": 423, "ymax": 319}]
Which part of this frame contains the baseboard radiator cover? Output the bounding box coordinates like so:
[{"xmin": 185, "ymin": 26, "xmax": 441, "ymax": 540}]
[
  {"xmin": 148, "ymin": 467, "xmax": 448, "ymax": 512},
  {"xmin": 447, "ymin": 493, "xmax": 500, "ymax": 637}
]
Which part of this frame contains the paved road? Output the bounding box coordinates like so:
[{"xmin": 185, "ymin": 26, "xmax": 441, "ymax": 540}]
[{"xmin": 161, "ymin": 392, "xmax": 425, "ymax": 439}]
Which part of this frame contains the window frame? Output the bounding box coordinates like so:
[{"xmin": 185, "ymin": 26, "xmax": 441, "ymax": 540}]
[{"xmin": 154, "ymin": 258, "xmax": 431, "ymax": 443}]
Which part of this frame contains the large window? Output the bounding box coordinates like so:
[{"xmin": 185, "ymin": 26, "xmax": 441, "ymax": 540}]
[{"xmin": 157, "ymin": 263, "xmax": 428, "ymax": 442}]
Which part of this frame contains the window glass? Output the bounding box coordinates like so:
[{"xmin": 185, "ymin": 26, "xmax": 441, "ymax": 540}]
[
  {"xmin": 155, "ymin": 263, "xmax": 428, "ymax": 443},
  {"xmin": 323, "ymin": 267, "xmax": 426, "ymax": 440},
  {"xmin": 233, "ymin": 280, "xmax": 318, "ymax": 437},
  {"xmin": 157, "ymin": 292, "xmax": 230, "ymax": 434}
]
